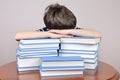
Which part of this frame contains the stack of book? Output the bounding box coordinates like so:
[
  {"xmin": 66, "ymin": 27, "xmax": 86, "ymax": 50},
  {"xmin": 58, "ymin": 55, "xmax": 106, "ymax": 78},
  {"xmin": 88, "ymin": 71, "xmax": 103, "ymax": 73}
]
[
  {"xmin": 16, "ymin": 38, "xmax": 60, "ymax": 72},
  {"xmin": 59, "ymin": 37, "xmax": 101, "ymax": 70},
  {"xmin": 40, "ymin": 56, "xmax": 84, "ymax": 77}
]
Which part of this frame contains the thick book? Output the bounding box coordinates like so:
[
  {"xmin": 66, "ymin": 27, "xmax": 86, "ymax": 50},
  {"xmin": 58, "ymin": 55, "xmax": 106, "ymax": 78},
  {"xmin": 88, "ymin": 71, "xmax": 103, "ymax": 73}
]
[
  {"xmin": 40, "ymin": 69, "xmax": 83, "ymax": 77},
  {"xmin": 60, "ymin": 37, "xmax": 101, "ymax": 44},
  {"xmin": 40, "ymin": 66, "xmax": 84, "ymax": 71},
  {"xmin": 19, "ymin": 38, "xmax": 60, "ymax": 44},
  {"xmin": 59, "ymin": 50, "xmax": 97, "ymax": 55},
  {"xmin": 17, "ymin": 57, "xmax": 41, "ymax": 69},
  {"xmin": 84, "ymin": 57, "xmax": 98, "ymax": 63},
  {"xmin": 17, "ymin": 48, "xmax": 58, "ymax": 54},
  {"xmin": 18, "ymin": 43, "xmax": 60, "ymax": 49},
  {"xmin": 18, "ymin": 47, "xmax": 59, "ymax": 52},
  {"xmin": 41, "ymin": 56, "xmax": 84, "ymax": 67},
  {"xmin": 85, "ymin": 61, "xmax": 98, "ymax": 70},
  {"xmin": 17, "ymin": 48, "xmax": 58, "ymax": 58},
  {"xmin": 59, "ymin": 52, "xmax": 98, "ymax": 59},
  {"xmin": 60, "ymin": 43, "xmax": 99, "ymax": 51},
  {"xmin": 18, "ymin": 66, "xmax": 39, "ymax": 72},
  {"xmin": 18, "ymin": 53, "xmax": 58, "ymax": 58}
]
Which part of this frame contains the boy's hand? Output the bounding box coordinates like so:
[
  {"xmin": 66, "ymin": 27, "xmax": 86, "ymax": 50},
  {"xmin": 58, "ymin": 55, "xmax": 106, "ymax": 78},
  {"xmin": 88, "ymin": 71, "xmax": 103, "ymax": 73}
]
[
  {"xmin": 49, "ymin": 29, "xmax": 72, "ymax": 35},
  {"xmin": 48, "ymin": 31, "xmax": 72, "ymax": 38}
]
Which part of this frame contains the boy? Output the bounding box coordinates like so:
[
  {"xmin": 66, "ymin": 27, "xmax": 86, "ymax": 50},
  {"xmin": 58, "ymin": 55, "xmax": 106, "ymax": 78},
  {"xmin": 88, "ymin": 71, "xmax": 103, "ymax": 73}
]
[{"xmin": 15, "ymin": 4, "xmax": 102, "ymax": 41}]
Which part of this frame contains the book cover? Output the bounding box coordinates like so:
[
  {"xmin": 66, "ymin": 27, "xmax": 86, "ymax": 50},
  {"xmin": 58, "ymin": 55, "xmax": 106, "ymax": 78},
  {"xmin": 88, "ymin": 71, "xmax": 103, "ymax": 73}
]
[
  {"xmin": 41, "ymin": 56, "xmax": 84, "ymax": 67},
  {"xmin": 85, "ymin": 61, "xmax": 98, "ymax": 70},
  {"xmin": 59, "ymin": 52, "xmax": 98, "ymax": 59},
  {"xmin": 59, "ymin": 49, "xmax": 97, "ymax": 54},
  {"xmin": 60, "ymin": 43, "xmax": 99, "ymax": 51},
  {"xmin": 17, "ymin": 57, "xmax": 41, "ymax": 68},
  {"xmin": 40, "ymin": 69, "xmax": 83, "ymax": 77},
  {"xmin": 60, "ymin": 37, "xmax": 101, "ymax": 44},
  {"xmin": 19, "ymin": 38, "xmax": 60, "ymax": 45},
  {"xmin": 17, "ymin": 48, "xmax": 58, "ymax": 54},
  {"xmin": 40, "ymin": 66, "xmax": 84, "ymax": 71},
  {"xmin": 18, "ymin": 43, "xmax": 60, "ymax": 49}
]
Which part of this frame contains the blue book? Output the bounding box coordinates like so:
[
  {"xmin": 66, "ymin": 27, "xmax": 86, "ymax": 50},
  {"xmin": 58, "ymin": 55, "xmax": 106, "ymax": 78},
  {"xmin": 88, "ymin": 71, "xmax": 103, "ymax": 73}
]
[
  {"xmin": 18, "ymin": 43, "xmax": 60, "ymax": 49},
  {"xmin": 59, "ymin": 49, "xmax": 97, "ymax": 54},
  {"xmin": 60, "ymin": 37, "xmax": 101, "ymax": 44},
  {"xmin": 59, "ymin": 52, "xmax": 98, "ymax": 59},
  {"xmin": 19, "ymin": 38, "xmax": 60, "ymax": 45},
  {"xmin": 17, "ymin": 48, "xmax": 58, "ymax": 54},
  {"xmin": 85, "ymin": 60, "xmax": 98, "ymax": 70},
  {"xmin": 18, "ymin": 47, "xmax": 59, "ymax": 52},
  {"xmin": 42, "ymin": 56, "xmax": 83, "ymax": 61},
  {"xmin": 40, "ymin": 66, "xmax": 84, "ymax": 71},
  {"xmin": 41, "ymin": 56, "xmax": 84, "ymax": 67},
  {"xmin": 18, "ymin": 53, "xmax": 58, "ymax": 58},
  {"xmin": 60, "ymin": 43, "xmax": 99, "ymax": 51},
  {"xmin": 40, "ymin": 69, "xmax": 83, "ymax": 77},
  {"xmin": 17, "ymin": 56, "xmax": 41, "ymax": 72}
]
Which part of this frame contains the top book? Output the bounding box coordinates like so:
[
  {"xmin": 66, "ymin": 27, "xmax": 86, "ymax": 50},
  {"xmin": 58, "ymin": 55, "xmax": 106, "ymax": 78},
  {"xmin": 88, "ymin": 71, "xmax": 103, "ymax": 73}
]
[
  {"xmin": 19, "ymin": 38, "xmax": 60, "ymax": 44},
  {"xmin": 60, "ymin": 37, "xmax": 101, "ymax": 44}
]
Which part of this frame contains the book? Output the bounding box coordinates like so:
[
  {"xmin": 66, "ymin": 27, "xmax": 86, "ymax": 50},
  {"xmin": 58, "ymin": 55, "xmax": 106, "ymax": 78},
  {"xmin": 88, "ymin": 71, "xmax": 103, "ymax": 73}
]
[
  {"xmin": 60, "ymin": 43, "xmax": 99, "ymax": 51},
  {"xmin": 41, "ymin": 66, "xmax": 84, "ymax": 71},
  {"xmin": 19, "ymin": 38, "xmax": 60, "ymax": 44},
  {"xmin": 40, "ymin": 69, "xmax": 83, "ymax": 77},
  {"xmin": 17, "ymin": 56, "xmax": 41, "ymax": 69},
  {"xmin": 18, "ymin": 66, "xmax": 39, "ymax": 72},
  {"xmin": 17, "ymin": 48, "xmax": 58, "ymax": 58},
  {"xmin": 59, "ymin": 51, "xmax": 98, "ymax": 59},
  {"xmin": 18, "ymin": 53, "xmax": 58, "ymax": 58},
  {"xmin": 60, "ymin": 37, "xmax": 101, "ymax": 44},
  {"xmin": 18, "ymin": 43, "xmax": 60, "ymax": 49},
  {"xmin": 17, "ymin": 48, "xmax": 58, "ymax": 54},
  {"xmin": 59, "ymin": 49, "xmax": 97, "ymax": 54},
  {"xmin": 18, "ymin": 47, "xmax": 59, "ymax": 52},
  {"xmin": 84, "ymin": 57, "xmax": 98, "ymax": 63},
  {"xmin": 41, "ymin": 56, "xmax": 84, "ymax": 67},
  {"xmin": 85, "ymin": 61, "xmax": 98, "ymax": 70}
]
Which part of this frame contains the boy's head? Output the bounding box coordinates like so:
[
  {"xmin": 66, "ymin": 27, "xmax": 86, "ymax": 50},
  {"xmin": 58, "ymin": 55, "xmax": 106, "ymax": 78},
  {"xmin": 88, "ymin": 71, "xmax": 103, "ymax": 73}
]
[{"xmin": 43, "ymin": 4, "xmax": 77, "ymax": 30}]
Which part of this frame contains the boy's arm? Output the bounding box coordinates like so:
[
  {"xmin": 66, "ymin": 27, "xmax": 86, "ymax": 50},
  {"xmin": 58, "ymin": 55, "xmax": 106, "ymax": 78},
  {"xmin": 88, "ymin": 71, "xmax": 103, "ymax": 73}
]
[
  {"xmin": 49, "ymin": 29, "xmax": 102, "ymax": 37},
  {"xmin": 15, "ymin": 30, "xmax": 71, "ymax": 41}
]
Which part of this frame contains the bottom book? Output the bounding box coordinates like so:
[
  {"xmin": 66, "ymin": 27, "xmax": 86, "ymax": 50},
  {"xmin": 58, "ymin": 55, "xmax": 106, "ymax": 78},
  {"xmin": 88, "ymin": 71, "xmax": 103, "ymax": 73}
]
[
  {"xmin": 17, "ymin": 57, "xmax": 41, "ymax": 72},
  {"xmin": 18, "ymin": 67, "xmax": 39, "ymax": 72},
  {"xmin": 40, "ymin": 70, "xmax": 83, "ymax": 77},
  {"xmin": 40, "ymin": 56, "xmax": 84, "ymax": 77}
]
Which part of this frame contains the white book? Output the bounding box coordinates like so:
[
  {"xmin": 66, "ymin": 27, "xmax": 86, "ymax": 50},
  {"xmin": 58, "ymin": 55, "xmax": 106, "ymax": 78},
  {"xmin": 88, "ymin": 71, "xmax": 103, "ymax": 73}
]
[
  {"xmin": 84, "ymin": 57, "xmax": 98, "ymax": 63},
  {"xmin": 59, "ymin": 52, "xmax": 98, "ymax": 59},
  {"xmin": 18, "ymin": 43, "xmax": 59, "ymax": 49},
  {"xmin": 60, "ymin": 43, "xmax": 99, "ymax": 51},
  {"xmin": 17, "ymin": 57, "xmax": 41, "ymax": 68},
  {"xmin": 18, "ymin": 53, "xmax": 58, "ymax": 58},
  {"xmin": 59, "ymin": 50, "xmax": 96, "ymax": 55},
  {"xmin": 18, "ymin": 47, "xmax": 59, "ymax": 52},
  {"xmin": 17, "ymin": 49, "xmax": 58, "ymax": 54},
  {"xmin": 41, "ymin": 66, "xmax": 84, "ymax": 71},
  {"xmin": 60, "ymin": 37, "xmax": 101, "ymax": 44},
  {"xmin": 85, "ymin": 61, "xmax": 98, "ymax": 70},
  {"xmin": 18, "ymin": 67, "xmax": 39, "ymax": 72},
  {"xmin": 40, "ymin": 70, "xmax": 83, "ymax": 77},
  {"xmin": 41, "ymin": 56, "xmax": 84, "ymax": 67},
  {"xmin": 19, "ymin": 38, "xmax": 60, "ymax": 44}
]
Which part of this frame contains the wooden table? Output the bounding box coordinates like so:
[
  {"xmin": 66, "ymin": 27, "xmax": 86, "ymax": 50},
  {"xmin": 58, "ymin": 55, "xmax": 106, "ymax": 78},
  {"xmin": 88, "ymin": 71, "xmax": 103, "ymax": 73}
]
[{"xmin": 0, "ymin": 61, "xmax": 119, "ymax": 80}]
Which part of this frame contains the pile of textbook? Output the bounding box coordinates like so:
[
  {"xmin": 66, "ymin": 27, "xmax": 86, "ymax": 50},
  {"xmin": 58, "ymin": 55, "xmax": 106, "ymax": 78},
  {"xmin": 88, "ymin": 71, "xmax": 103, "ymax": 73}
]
[
  {"xmin": 16, "ymin": 36, "xmax": 101, "ymax": 76},
  {"xmin": 59, "ymin": 37, "xmax": 100, "ymax": 70},
  {"xmin": 16, "ymin": 38, "xmax": 60, "ymax": 71},
  {"xmin": 40, "ymin": 56, "xmax": 84, "ymax": 76}
]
